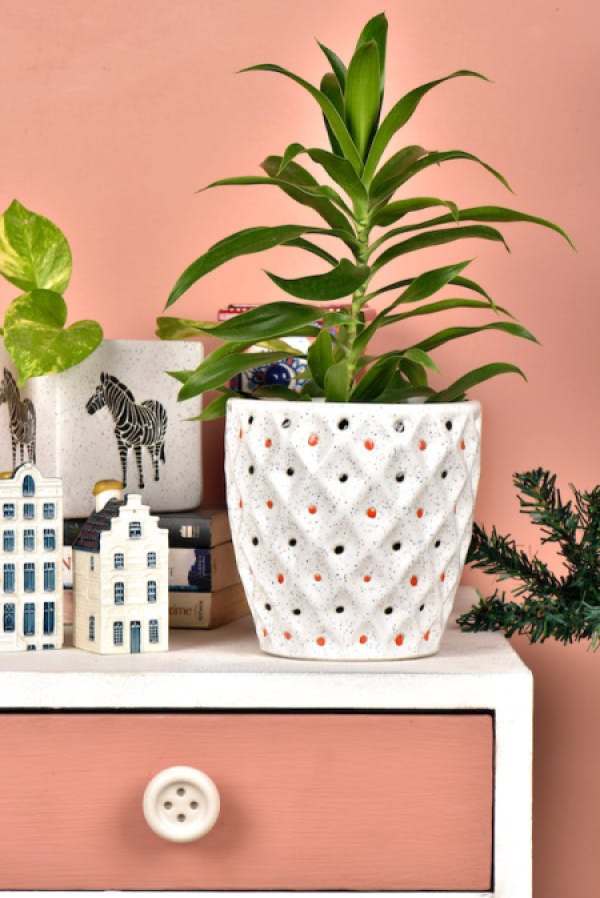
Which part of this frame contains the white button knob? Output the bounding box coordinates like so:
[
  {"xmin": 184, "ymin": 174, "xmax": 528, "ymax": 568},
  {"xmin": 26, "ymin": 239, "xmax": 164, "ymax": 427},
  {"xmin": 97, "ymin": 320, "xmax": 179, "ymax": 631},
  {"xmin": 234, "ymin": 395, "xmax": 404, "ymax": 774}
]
[{"xmin": 143, "ymin": 765, "xmax": 220, "ymax": 843}]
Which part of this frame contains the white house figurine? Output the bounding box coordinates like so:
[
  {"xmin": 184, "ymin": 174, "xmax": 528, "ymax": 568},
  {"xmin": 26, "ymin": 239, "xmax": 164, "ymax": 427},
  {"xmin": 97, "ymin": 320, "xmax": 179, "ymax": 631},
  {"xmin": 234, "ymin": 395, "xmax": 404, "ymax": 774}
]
[
  {"xmin": 73, "ymin": 480, "xmax": 169, "ymax": 654},
  {"xmin": 0, "ymin": 463, "xmax": 63, "ymax": 652}
]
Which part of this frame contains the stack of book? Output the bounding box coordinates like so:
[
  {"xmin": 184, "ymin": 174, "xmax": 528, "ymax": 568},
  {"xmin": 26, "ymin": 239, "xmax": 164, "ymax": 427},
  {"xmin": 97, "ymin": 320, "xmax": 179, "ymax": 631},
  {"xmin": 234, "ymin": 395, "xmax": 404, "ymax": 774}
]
[{"xmin": 63, "ymin": 507, "xmax": 248, "ymax": 628}]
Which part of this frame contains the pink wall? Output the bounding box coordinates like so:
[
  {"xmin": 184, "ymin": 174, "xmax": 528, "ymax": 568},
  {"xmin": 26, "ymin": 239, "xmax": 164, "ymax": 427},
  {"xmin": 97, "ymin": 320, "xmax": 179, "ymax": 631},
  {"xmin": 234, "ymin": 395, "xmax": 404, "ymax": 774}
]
[{"xmin": 0, "ymin": 2, "xmax": 597, "ymax": 895}]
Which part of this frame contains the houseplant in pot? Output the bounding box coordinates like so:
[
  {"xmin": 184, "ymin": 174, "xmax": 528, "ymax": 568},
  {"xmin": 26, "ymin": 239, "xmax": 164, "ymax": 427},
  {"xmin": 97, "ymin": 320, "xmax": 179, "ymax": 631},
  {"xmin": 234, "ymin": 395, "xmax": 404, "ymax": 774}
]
[
  {"xmin": 0, "ymin": 200, "xmax": 204, "ymax": 516},
  {"xmin": 160, "ymin": 12, "xmax": 572, "ymax": 659}
]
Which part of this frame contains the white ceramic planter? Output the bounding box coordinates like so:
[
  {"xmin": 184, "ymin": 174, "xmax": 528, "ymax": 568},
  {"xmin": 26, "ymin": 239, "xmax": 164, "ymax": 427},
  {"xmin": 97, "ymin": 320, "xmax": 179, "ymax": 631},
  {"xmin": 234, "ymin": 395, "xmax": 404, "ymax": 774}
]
[
  {"xmin": 0, "ymin": 340, "xmax": 204, "ymax": 518},
  {"xmin": 225, "ymin": 398, "xmax": 481, "ymax": 660}
]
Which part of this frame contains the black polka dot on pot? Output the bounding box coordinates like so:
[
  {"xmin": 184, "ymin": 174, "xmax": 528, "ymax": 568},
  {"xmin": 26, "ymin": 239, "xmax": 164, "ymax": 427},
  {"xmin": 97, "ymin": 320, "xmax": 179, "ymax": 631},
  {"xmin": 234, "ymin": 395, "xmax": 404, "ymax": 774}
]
[
  {"xmin": 337, "ymin": 418, "xmax": 349, "ymax": 430},
  {"xmin": 441, "ymin": 470, "xmax": 448, "ymax": 479},
  {"xmin": 252, "ymin": 537, "xmax": 259, "ymax": 546},
  {"xmin": 292, "ymin": 609, "xmax": 301, "ymax": 616},
  {"xmin": 286, "ymin": 467, "xmax": 294, "ymax": 476},
  {"xmin": 334, "ymin": 545, "xmax": 344, "ymax": 555},
  {"xmin": 434, "ymin": 539, "xmax": 441, "ymax": 548},
  {"xmin": 445, "ymin": 420, "xmax": 453, "ymax": 431},
  {"xmin": 281, "ymin": 418, "xmax": 291, "ymax": 428},
  {"xmin": 339, "ymin": 473, "xmax": 349, "ymax": 483},
  {"xmin": 384, "ymin": 606, "xmax": 393, "ymax": 615},
  {"xmin": 419, "ymin": 603, "xmax": 425, "ymax": 612},
  {"xmin": 393, "ymin": 541, "xmax": 402, "ymax": 551},
  {"xmin": 265, "ymin": 603, "xmax": 272, "ymax": 611},
  {"xmin": 248, "ymin": 465, "xmax": 255, "ymax": 475},
  {"xmin": 289, "ymin": 538, "xmax": 297, "ymax": 547},
  {"xmin": 336, "ymin": 606, "xmax": 345, "ymax": 614},
  {"xmin": 248, "ymin": 415, "xmax": 254, "ymax": 425},
  {"xmin": 393, "ymin": 419, "xmax": 405, "ymax": 433},
  {"xmin": 396, "ymin": 473, "xmax": 405, "ymax": 483}
]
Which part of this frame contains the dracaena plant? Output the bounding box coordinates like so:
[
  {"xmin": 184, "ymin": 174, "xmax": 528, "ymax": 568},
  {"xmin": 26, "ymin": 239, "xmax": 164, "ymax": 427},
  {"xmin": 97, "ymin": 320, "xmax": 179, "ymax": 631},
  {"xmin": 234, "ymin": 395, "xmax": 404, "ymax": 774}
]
[
  {"xmin": 0, "ymin": 200, "xmax": 103, "ymax": 382},
  {"xmin": 158, "ymin": 12, "xmax": 572, "ymax": 419}
]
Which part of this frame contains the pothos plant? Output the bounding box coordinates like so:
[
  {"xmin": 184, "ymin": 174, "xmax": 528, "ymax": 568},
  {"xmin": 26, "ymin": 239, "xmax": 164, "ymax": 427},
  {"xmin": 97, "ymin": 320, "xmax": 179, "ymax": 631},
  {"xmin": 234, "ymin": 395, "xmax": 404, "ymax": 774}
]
[
  {"xmin": 0, "ymin": 200, "xmax": 103, "ymax": 383},
  {"xmin": 158, "ymin": 12, "xmax": 572, "ymax": 418}
]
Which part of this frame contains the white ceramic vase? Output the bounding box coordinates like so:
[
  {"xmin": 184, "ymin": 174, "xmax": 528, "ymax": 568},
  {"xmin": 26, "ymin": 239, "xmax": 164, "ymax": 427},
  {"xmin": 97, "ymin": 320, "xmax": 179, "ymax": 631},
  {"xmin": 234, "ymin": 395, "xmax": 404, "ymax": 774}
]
[{"xmin": 225, "ymin": 398, "xmax": 481, "ymax": 660}]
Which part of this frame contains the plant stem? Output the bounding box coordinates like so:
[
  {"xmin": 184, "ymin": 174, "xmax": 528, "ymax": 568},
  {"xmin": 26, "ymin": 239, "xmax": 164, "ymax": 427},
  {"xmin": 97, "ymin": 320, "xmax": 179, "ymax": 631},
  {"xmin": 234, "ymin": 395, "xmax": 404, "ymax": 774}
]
[{"xmin": 346, "ymin": 221, "xmax": 372, "ymax": 388}]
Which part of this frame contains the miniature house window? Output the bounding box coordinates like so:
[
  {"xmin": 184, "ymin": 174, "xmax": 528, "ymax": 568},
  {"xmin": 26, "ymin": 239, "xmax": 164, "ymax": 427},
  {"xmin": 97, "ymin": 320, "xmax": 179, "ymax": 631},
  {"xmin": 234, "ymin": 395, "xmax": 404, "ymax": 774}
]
[
  {"xmin": 43, "ymin": 601, "xmax": 55, "ymax": 635},
  {"xmin": 3, "ymin": 530, "xmax": 14, "ymax": 552},
  {"xmin": 88, "ymin": 615, "xmax": 95, "ymax": 641},
  {"xmin": 90, "ymin": 555, "xmax": 95, "ymax": 571},
  {"xmin": 23, "ymin": 529, "xmax": 35, "ymax": 552},
  {"xmin": 43, "ymin": 529, "xmax": 56, "ymax": 551},
  {"xmin": 44, "ymin": 562, "xmax": 56, "ymax": 592},
  {"xmin": 149, "ymin": 619, "xmax": 160, "ymax": 643},
  {"xmin": 26, "ymin": 645, "xmax": 36, "ymax": 651},
  {"xmin": 3, "ymin": 504, "xmax": 15, "ymax": 519},
  {"xmin": 43, "ymin": 503, "xmax": 55, "ymax": 520},
  {"xmin": 114, "ymin": 552, "xmax": 124, "ymax": 570},
  {"xmin": 3, "ymin": 603, "xmax": 15, "ymax": 632},
  {"xmin": 3, "ymin": 564, "xmax": 15, "ymax": 593},
  {"xmin": 23, "ymin": 503, "xmax": 34, "ymax": 520},
  {"xmin": 22, "ymin": 475, "xmax": 35, "ymax": 497},
  {"xmin": 129, "ymin": 521, "xmax": 142, "ymax": 539},
  {"xmin": 43, "ymin": 644, "xmax": 54, "ymax": 650},
  {"xmin": 147, "ymin": 551, "xmax": 157, "ymax": 568},
  {"xmin": 23, "ymin": 562, "xmax": 35, "ymax": 593},
  {"xmin": 23, "ymin": 602, "xmax": 35, "ymax": 636},
  {"xmin": 147, "ymin": 580, "xmax": 157, "ymax": 603},
  {"xmin": 114, "ymin": 581, "xmax": 125, "ymax": 605},
  {"xmin": 113, "ymin": 621, "xmax": 124, "ymax": 646}
]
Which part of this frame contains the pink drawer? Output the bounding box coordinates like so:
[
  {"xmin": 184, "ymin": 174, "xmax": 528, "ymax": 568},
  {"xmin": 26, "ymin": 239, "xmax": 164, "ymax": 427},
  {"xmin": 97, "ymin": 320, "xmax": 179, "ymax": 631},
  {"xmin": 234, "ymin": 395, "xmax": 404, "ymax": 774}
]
[{"xmin": 0, "ymin": 712, "xmax": 493, "ymax": 891}]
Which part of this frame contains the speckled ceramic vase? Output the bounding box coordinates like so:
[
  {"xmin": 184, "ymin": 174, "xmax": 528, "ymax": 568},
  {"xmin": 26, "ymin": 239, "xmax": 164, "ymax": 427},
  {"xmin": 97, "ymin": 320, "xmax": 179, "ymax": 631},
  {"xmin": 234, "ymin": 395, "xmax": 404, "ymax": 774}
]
[{"xmin": 225, "ymin": 398, "xmax": 481, "ymax": 661}]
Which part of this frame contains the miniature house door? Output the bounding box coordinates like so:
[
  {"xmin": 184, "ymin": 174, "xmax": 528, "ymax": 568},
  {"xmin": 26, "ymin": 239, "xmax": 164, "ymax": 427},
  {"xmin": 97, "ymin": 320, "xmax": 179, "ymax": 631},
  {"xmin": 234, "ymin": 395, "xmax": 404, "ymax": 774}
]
[{"xmin": 130, "ymin": 621, "xmax": 141, "ymax": 653}]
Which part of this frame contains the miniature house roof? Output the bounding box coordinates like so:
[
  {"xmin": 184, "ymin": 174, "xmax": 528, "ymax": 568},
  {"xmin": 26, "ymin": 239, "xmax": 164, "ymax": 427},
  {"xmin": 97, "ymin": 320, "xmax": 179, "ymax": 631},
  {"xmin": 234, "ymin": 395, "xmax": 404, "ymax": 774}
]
[{"xmin": 73, "ymin": 497, "xmax": 125, "ymax": 553}]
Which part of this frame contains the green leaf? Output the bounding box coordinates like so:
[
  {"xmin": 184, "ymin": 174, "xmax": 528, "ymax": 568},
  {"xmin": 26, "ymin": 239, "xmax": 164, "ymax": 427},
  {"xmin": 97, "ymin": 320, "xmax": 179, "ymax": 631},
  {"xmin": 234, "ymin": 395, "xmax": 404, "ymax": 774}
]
[
  {"xmin": 317, "ymin": 42, "xmax": 347, "ymax": 90},
  {"xmin": 266, "ymin": 258, "xmax": 370, "ymax": 300},
  {"xmin": 345, "ymin": 40, "xmax": 381, "ymax": 159},
  {"xmin": 167, "ymin": 225, "xmax": 324, "ymax": 307},
  {"xmin": 277, "ymin": 142, "xmax": 306, "ymax": 174},
  {"xmin": 283, "ymin": 237, "xmax": 338, "ymax": 266},
  {"xmin": 156, "ymin": 316, "xmax": 213, "ymax": 340},
  {"xmin": 381, "ymin": 298, "xmax": 513, "ymax": 328},
  {"xmin": 403, "ymin": 347, "xmax": 439, "ymax": 371},
  {"xmin": 393, "ymin": 260, "xmax": 472, "ymax": 304},
  {"xmin": 369, "ymin": 146, "xmax": 427, "ymax": 201},
  {"xmin": 253, "ymin": 385, "xmax": 307, "ymax": 401},
  {"xmin": 241, "ymin": 64, "xmax": 362, "ymax": 172},
  {"xmin": 209, "ymin": 301, "xmax": 322, "ymax": 341},
  {"xmin": 398, "ymin": 357, "xmax": 429, "ymax": 388},
  {"xmin": 403, "ymin": 205, "xmax": 575, "ymax": 248},
  {"xmin": 197, "ymin": 390, "xmax": 238, "ymax": 421},
  {"xmin": 373, "ymin": 150, "xmax": 512, "ymax": 203},
  {"xmin": 371, "ymin": 197, "xmax": 458, "ymax": 227},
  {"xmin": 372, "ymin": 225, "xmax": 509, "ymax": 271},
  {"xmin": 367, "ymin": 272, "xmax": 493, "ymax": 302},
  {"xmin": 0, "ymin": 200, "xmax": 72, "ymax": 294},
  {"xmin": 363, "ymin": 71, "xmax": 489, "ymax": 183},
  {"xmin": 3, "ymin": 290, "xmax": 103, "ymax": 382},
  {"xmin": 413, "ymin": 321, "xmax": 537, "ymax": 353},
  {"xmin": 351, "ymin": 355, "xmax": 397, "ymax": 401},
  {"xmin": 205, "ymin": 175, "xmax": 352, "ymax": 218},
  {"xmin": 261, "ymin": 156, "xmax": 354, "ymax": 236},
  {"xmin": 307, "ymin": 329, "xmax": 334, "ymax": 388},
  {"xmin": 305, "ymin": 148, "xmax": 368, "ymax": 207},
  {"xmin": 320, "ymin": 73, "xmax": 345, "ymax": 156},
  {"xmin": 430, "ymin": 363, "xmax": 526, "ymax": 402},
  {"xmin": 355, "ymin": 13, "xmax": 387, "ymax": 95},
  {"xmin": 324, "ymin": 358, "xmax": 350, "ymax": 401},
  {"xmin": 176, "ymin": 351, "xmax": 292, "ymax": 400}
]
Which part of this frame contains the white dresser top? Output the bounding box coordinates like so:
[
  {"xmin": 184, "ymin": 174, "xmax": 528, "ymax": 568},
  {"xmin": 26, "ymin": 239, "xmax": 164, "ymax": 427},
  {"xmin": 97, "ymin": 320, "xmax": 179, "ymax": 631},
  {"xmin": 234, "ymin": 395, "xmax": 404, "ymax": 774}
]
[{"xmin": 0, "ymin": 586, "xmax": 530, "ymax": 709}]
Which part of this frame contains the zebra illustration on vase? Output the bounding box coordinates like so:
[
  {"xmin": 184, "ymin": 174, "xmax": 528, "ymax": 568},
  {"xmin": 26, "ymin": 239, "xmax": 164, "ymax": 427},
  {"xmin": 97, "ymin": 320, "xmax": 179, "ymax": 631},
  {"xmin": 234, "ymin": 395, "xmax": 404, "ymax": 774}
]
[
  {"xmin": 85, "ymin": 372, "xmax": 167, "ymax": 489},
  {"xmin": 0, "ymin": 368, "xmax": 36, "ymax": 470}
]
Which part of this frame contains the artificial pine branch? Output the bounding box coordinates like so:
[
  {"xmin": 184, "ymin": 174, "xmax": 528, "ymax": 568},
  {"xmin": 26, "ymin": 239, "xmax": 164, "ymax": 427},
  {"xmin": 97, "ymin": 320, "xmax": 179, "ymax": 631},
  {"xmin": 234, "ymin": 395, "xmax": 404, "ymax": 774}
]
[{"xmin": 457, "ymin": 468, "xmax": 600, "ymax": 646}]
